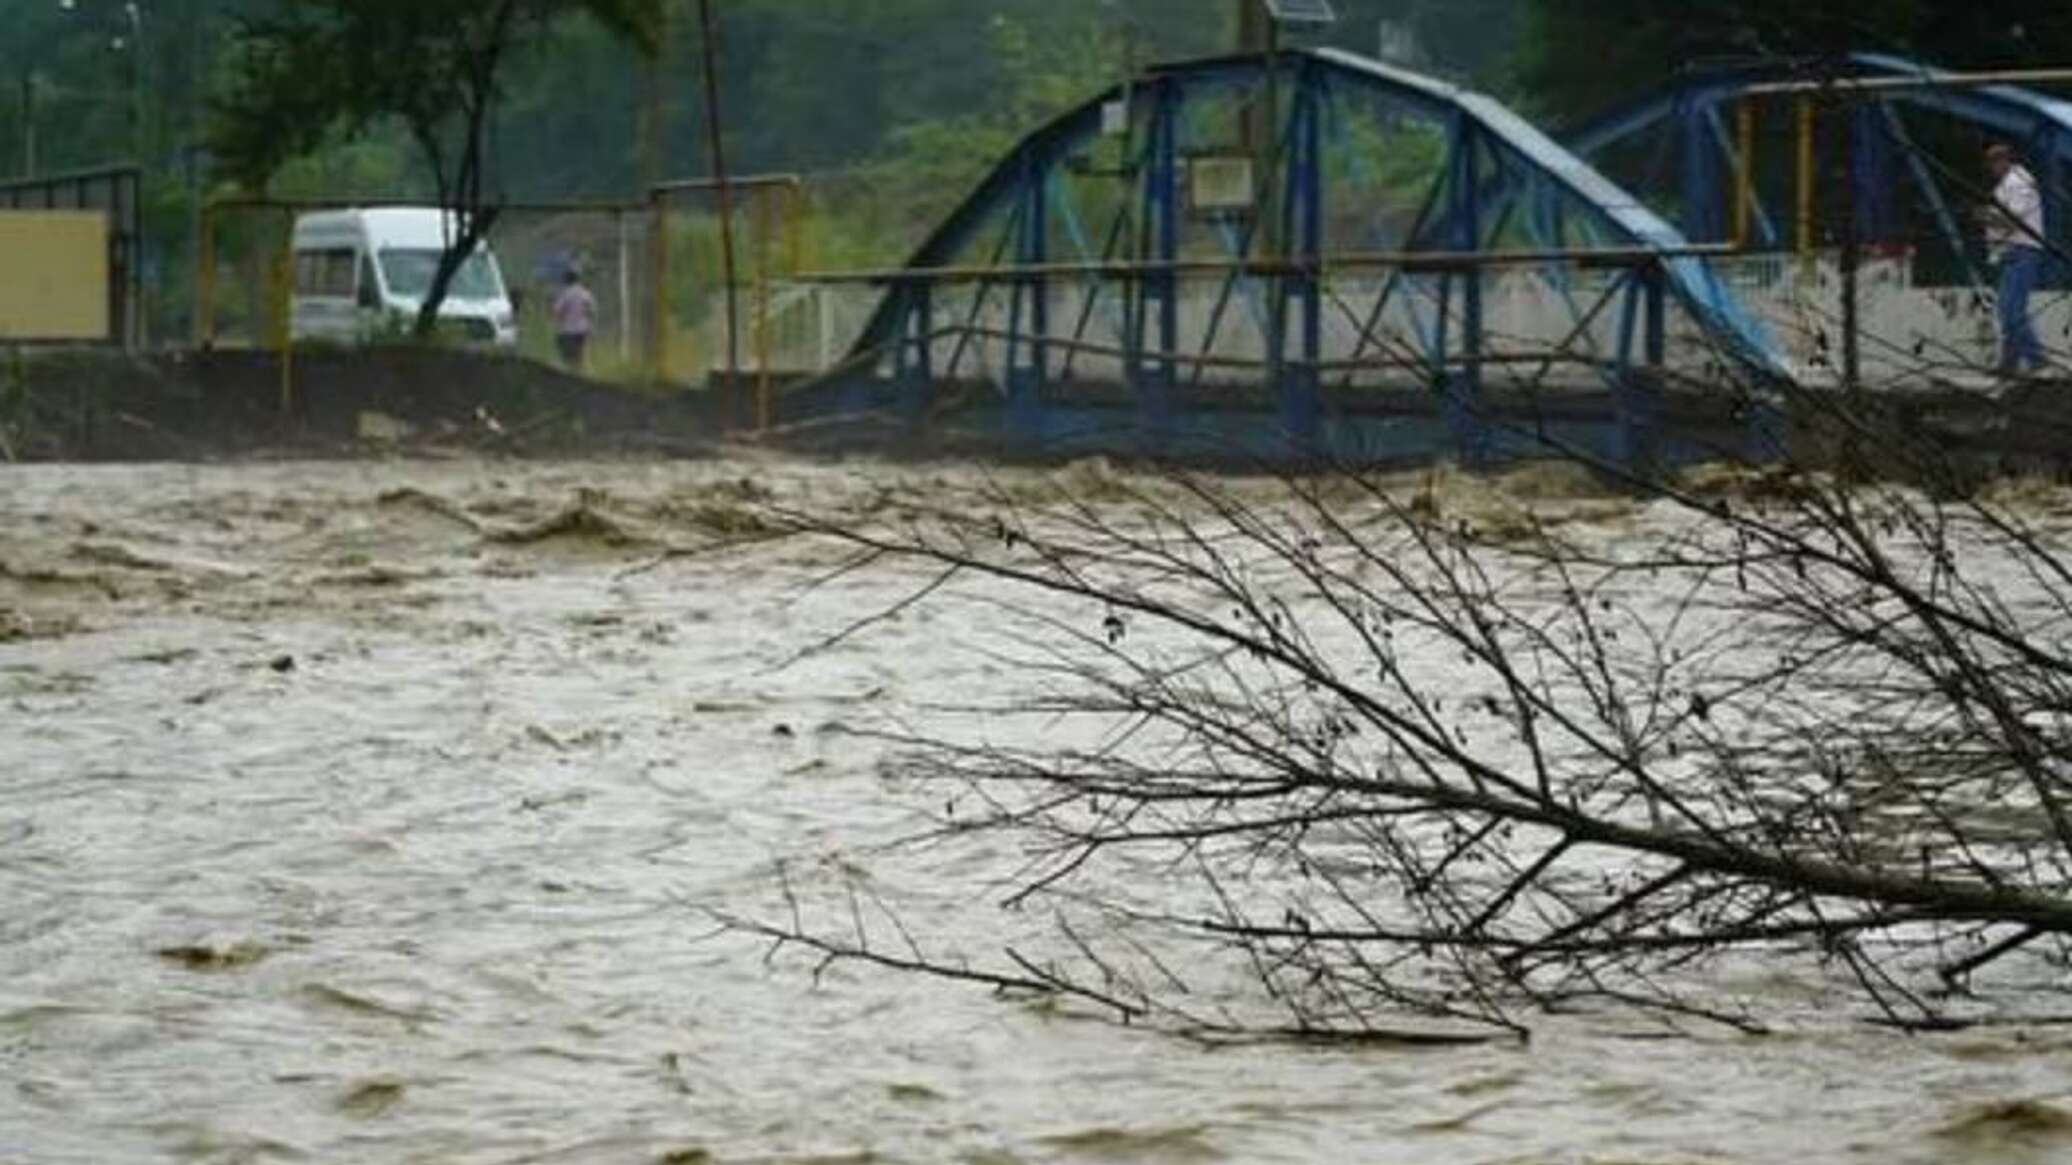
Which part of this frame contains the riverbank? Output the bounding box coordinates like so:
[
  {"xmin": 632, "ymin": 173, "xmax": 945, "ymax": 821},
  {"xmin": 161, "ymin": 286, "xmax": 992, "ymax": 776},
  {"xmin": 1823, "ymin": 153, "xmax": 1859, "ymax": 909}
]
[
  {"xmin": 0, "ymin": 347, "xmax": 718, "ymax": 463},
  {"xmin": 8, "ymin": 347, "xmax": 2072, "ymax": 484}
]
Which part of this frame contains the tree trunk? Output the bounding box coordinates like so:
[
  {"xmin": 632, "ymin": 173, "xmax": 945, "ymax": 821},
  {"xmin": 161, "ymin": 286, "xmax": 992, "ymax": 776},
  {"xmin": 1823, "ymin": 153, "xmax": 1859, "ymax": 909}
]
[{"xmin": 411, "ymin": 207, "xmax": 501, "ymax": 339}]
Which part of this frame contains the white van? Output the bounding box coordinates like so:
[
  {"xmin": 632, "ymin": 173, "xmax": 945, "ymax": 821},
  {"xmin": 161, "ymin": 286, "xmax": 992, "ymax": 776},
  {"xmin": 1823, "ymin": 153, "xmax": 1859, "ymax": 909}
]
[{"xmin": 290, "ymin": 207, "xmax": 518, "ymax": 347}]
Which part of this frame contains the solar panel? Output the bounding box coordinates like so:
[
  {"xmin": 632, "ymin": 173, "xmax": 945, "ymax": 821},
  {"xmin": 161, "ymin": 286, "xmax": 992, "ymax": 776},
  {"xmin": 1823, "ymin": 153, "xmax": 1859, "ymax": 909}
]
[{"xmin": 1263, "ymin": 0, "xmax": 1338, "ymax": 26}]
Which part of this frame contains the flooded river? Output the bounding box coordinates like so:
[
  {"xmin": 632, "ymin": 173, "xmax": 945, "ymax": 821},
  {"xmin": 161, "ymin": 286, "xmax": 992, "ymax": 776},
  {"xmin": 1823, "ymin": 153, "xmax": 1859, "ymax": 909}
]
[{"xmin": 4, "ymin": 458, "xmax": 2071, "ymax": 1164}]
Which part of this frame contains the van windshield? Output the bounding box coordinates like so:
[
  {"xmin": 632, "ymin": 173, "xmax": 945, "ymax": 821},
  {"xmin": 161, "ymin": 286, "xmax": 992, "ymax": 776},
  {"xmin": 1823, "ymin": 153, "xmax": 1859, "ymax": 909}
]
[{"xmin": 378, "ymin": 249, "xmax": 503, "ymax": 302}]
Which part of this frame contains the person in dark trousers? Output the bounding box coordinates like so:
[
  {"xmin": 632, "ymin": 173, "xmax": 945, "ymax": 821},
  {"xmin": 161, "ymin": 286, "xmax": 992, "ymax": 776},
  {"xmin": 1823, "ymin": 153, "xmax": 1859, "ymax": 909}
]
[
  {"xmin": 551, "ymin": 267, "xmax": 597, "ymax": 372},
  {"xmin": 1983, "ymin": 143, "xmax": 2047, "ymax": 376}
]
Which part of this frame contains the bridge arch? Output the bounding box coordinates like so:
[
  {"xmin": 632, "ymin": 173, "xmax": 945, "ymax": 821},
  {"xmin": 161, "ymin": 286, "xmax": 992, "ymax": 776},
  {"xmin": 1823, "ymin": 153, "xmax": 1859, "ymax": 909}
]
[
  {"xmin": 1567, "ymin": 53, "xmax": 2072, "ymax": 272},
  {"xmin": 1563, "ymin": 54, "xmax": 2072, "ymax": 384},
  {"xmin": 818, "ymin": 48, "xmax": 1789, "ymax": 462}
]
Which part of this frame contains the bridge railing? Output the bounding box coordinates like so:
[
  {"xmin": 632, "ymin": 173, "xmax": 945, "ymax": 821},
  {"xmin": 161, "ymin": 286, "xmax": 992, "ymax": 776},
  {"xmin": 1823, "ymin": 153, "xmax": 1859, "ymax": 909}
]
[
  {"xmin": 738, "ymin": 245, "xmax": 1784, "ymax": 468},
  {"xmin": 769, "ymin": 245, "xmax": 1732, "ymax": 390},
  {"xmin": 1705, "ymin": 249, "xmax": 2047, "ymax": 386}
]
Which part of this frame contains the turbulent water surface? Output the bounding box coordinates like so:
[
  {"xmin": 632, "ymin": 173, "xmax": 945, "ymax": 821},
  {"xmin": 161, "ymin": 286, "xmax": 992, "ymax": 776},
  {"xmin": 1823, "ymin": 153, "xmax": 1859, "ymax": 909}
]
[{"xmin": 4, "ymin": 457, "xmax": 2072, "ymax": 1165}]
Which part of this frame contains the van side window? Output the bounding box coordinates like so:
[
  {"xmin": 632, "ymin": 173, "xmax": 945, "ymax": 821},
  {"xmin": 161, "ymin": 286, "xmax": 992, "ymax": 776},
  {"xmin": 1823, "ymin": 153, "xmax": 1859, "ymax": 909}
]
[
  {"xmin": 358, "ymin": 254, "xmax": 380, "ymax": 305},
  {"xmin": 296, "ymin": 248, "xmax": 357, "ymax": 297},
  {"xmin": 319, "ymin": 249, "xmax": 356, "ymax": 297}
]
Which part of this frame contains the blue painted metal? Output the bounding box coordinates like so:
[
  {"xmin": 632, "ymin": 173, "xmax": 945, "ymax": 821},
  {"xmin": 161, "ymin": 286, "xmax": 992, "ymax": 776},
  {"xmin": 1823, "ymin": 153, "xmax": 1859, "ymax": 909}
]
[
  {"xmin": 823, "ymin": 47, "xmax": 1808, "ymax": 470},
  {"xmin": 1849, "ymin": 104, "xmax": 1898, "ymax": 246},
  {"xmin": 1320, "ymin": 49, "xmax": 1786, "ymax": 379},
  {"xmin": 2048, "ymin": 135, "xmax": 2068, "ymax": 282},
  {"xmin": 1876, "ymin": 102, "xmax": 1984, "ymax": 288},
  {"xmin": 1341, "ymin": 171, "xmax": 1444, "ymax": 380},
  {"xmin": 1005, "ymin": 148, "xmax": 1048, "ymax": 441},
  {"xmin": 1572, "ymin": 53, "xmax": 2072, "ymax": 278},
  {"xmin": 1851, "ymin": 53, "xmax": 2072, "ymax": 142},
  {"xmin": 1277, "ymin": 61, "xmax": 1325, "ymax": 447},
  {"xmin": 1609, "ymin": 265, "xmax": 1667, "ymax": 475},
  {"xmin": 1057, "ymin": 196, "xmax": 1129, "ymax": 382},
  {"xmin": 1028, "ymin": 166, "xmax": 1050, "ymax": 388},
  {"xmin": 1196, "ymin": 217, "xmax": 1273, "ymax": 388},
  {"xmin": 2025, "ymin": 121, "xmax": 2068, "ymax": 283},
  {"xmin": 944, "ymin": 202, "xmax": 1022, "ymax": 379},
  {"xmin": 894, "ymin": 283, "xmax": 933, "ymax": 422},
  {"xmin": 1679, "ymin": 96, "xmax": 1726, "ymax": 243},
  {"xmin": 854, "ymin": 47, "xmax": 1787, "ymax": 381},
  {"xmin": 1204, "ymin": 79, "xmax": 1308, "ymax": 385},
  {"xmin": 1443, "ymin": 111, "xmax": 1492, "ymax": 464},
  {"xmin": 1136, "ymin": 81, "xmax": 1181, "ymax": 436}
]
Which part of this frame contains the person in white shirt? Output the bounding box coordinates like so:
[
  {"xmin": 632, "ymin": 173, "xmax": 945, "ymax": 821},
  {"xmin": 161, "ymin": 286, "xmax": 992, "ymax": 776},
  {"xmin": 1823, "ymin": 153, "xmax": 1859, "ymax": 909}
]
[
  {"xmin": 1983, "ymin": 143, "xmax": 2047, "ymax": 375},
  {"xmin": 551, "ymin": 267, "xmax": 598, "ymax": 372}
]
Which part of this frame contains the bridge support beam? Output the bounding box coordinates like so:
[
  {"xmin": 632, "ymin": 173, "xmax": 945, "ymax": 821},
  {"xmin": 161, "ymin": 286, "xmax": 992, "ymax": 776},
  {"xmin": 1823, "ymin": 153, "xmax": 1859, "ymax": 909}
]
[
  {"xmin": 1132, "ymin": 83, "xmax": 1180, "ymax": 444},
  {"xmin": 833, "ymin": 48, "xmax": 1796, "ymax": 462},
  {"xmin": 1276, "ymin": 68, "xmax": 1325, "ymax": 454},
  {"xmin": 893, "ymin": 282, "xmax": 933, "ymax": 426},
  {"xmin": 2035, "ymin": 125, "xmax": 2068, "ymax": 284},
  {"xmin": 1615, "ymin": 262, "xmax": 1668, "ymax": 479},
  {"xmin": 1438, "ymin": 114, "xmax": 1492, "ymax": 467},
  {"xmin": 1850, "ymin": 104, "xmax": 1897, "ymax": 246},
  {"xmin": 1680, "ymin": 96, "xmax": 1725, "ymax": 243},
  {"xmin": 1006, "ymin": 150, "xmax": 1049, "ymax": 444}
]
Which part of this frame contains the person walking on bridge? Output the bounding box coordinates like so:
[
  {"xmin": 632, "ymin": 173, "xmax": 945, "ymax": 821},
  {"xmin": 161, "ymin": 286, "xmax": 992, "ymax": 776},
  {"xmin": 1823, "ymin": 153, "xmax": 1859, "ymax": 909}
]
[{"xmin": 1983, "ymin": 143, "xmax": 2048, "ymax": 377}]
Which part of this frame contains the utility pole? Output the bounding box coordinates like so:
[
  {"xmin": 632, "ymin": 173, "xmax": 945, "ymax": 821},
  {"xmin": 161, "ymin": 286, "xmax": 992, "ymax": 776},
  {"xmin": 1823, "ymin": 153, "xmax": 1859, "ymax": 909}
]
[
  {"xmin": 188, "ymin": 0, "xmax": 210, "ymax": 349},
  {"xmin": 1816, "ymin": 51, "xmax": 1861, "ymax": 395},
  {"xmin": 20, "ymin": 76, "xmax": 35, "ymax": 179},
  {"xmin": 696, "ymin": 0, "xmax": 740, "ymax": 426},
  {"xmin": 126, "ymin": 1, "xmax": 146, "ymax": 348},
  {"xmin": 1236, "ymin": 0, "xmax": 1268, "ymax": 53},
  {"xmin": 1237, "ymin": 0, "xmax": 1285, "ymax": 398},
  {"xmin": 641, "ymin": 3, "xmax": 668, "ymax": 382},
  {"xmin": 1237, "ymin": 0, "xmax": 1270, "ymax": 152},
  {"xmin": 121, "ymin": 2, "xmax": 143, "ymax": 162}
]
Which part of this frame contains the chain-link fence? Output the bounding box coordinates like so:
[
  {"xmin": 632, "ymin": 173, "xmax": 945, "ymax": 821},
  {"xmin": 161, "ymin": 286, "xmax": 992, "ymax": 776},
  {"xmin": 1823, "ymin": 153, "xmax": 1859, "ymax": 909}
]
[
  {"xmin": 197, "ymin": 199, "xmax": 657, "ymax": 380},
  {"xmin": 195, "ymin": 185, "xmax": 879, "ymax": 398}
]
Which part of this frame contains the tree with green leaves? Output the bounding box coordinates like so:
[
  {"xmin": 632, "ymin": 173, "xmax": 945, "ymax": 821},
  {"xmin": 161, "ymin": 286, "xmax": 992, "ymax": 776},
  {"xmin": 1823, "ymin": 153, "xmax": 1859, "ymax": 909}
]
[
  {"xmin": 1517, "ymin": 1, "xmax": 2072, "ymax": 125},
  {"xmin": 212, "ymin": 0, "xmax": 662, "ymax": 337}
]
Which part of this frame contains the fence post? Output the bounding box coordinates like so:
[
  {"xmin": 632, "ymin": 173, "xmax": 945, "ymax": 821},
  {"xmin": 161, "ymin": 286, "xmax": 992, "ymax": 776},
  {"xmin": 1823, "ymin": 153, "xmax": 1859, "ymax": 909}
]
[
  {"xmin": 648, "ymin": 189, "xmax": 670, "ymax": 386},
  {"xmin": 195, "ymin": 203, "xmax": 217, "ymax": 349},
  {"xmin": 753, "ymin": 187, "xmax": 773, "ymax": 430},
  {"xmin": 617, "ymin": 209, "xmax": 633, "ymax": 365},
  {"xmin": 2, "ymin": 345, "xmax": 25, "ymax": 462},
  {"xmin": 272, "ymin": 207, "xmax": 294, "ymax": 417}
]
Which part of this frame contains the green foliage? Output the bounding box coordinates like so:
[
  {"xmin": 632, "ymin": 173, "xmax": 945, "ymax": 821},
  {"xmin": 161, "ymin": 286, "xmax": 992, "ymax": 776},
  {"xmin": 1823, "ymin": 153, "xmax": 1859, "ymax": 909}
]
[
  {"xmin": 212, "ymin": 0, "xmax": 663, "ymax": 190},
  {"xmin": 849, "ymin": 12, "xmax": 1124, "ymax": 243},
  {"xmin": 79, "ymin": 1, "xmax": 2072, "ymax": 351},
  {"xmin": 211, "ymin": 0, "xmax": 663, "ymax": 332},
  {"xmin": 1516, "ymin": 0, "xmax": 2072, "ymax": 124}
]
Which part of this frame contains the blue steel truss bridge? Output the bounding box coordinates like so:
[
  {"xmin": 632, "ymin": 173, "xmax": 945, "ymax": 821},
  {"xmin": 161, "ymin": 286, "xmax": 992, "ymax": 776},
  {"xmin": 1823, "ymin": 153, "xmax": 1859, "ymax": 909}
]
[{"xmin": 735, "ymin": 49, "xmax": 2072, "ymax": 469}]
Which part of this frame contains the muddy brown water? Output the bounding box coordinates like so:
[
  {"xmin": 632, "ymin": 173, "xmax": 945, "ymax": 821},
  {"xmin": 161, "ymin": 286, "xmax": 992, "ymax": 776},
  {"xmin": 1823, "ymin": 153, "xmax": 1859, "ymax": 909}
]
[{"xmin": 4, "ymin": 458, "xmax": 2071, "ymax": 1164}]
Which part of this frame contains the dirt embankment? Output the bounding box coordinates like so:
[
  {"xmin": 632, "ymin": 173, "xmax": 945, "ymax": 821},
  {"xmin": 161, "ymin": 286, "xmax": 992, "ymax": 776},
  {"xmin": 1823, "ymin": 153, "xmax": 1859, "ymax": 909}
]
[{"xmin": 0, "ymin": 347, "xmax": 721, "ymax": 462}]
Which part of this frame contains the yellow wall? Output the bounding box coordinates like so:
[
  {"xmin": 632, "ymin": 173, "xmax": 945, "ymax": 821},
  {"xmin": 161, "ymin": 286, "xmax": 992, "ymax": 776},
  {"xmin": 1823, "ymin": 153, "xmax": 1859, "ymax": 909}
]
[{"xmin": 0, "ymin": 212, "xmax": 109, "ymax": 342}]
